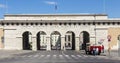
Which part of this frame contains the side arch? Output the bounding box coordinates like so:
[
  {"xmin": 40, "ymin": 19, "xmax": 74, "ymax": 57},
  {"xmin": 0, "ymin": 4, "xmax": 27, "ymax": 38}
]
[{"xmin": 22, "ymin": 31, "xmax": 32, "ymax": 50}]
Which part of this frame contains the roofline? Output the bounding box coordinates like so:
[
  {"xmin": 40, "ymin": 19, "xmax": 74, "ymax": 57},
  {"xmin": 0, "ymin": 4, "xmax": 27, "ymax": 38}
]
[
  {"xmin": 0, "ymin": 20, "xmax": 120, "ymax": 23},
  {"xmin": 4, "ymin": 13, "xmax": 107, "ymax": 16}
]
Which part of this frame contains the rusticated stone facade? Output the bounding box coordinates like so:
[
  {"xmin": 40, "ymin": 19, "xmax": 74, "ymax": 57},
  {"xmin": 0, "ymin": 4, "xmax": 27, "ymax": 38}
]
[{"xmin": 0, "ymin": 14, "xmax": 120, "ymax": 52}]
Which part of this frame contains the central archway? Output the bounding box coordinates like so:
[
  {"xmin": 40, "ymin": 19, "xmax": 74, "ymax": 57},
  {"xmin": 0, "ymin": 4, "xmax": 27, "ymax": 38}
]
[
  {"xmin": 37, "ymin": 31, "xmax": 47, "ymax": 50},
  {"xmin": 50, "ymin": 31, "xmax": 61, "ymax": 50},
  {"xmin": 80, "ymin": 31, "xmax": 90, "ymax": 50},
  {"xmin": 65, "ymin": 31, "xmax": 75, "ymax": 50},
  {"xmin": 22, "ymin": 31, "xmax": 32, "ymax": 50}
]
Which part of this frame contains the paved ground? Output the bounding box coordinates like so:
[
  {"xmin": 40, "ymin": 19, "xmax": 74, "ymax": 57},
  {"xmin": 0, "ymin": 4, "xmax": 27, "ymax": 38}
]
[
  {"xmin": 0, "ymin": 50, "xmax": 120, "ymax": 63},
  {"xmin": 0, "ymin": 50, "xmax": 32, "ymax": 59}
]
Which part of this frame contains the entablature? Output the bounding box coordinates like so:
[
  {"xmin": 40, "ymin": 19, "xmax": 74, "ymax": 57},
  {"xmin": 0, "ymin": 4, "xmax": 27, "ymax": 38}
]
[{"xmin": 0, "ymin": 20, "xmax": 120, "ymax": 26}]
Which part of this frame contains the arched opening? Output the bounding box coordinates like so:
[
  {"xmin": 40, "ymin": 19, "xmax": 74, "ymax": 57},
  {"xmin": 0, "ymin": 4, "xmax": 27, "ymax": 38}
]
[
  {"xmin": 37, "ymin": 31, "xmax": 47, "ymax": 50},
  {"xmin": 65, "ymin": 31, "xmax": 75, "ymax": 50},
  {"xmin": 80, "ymin": 31, "xmax": 90, "ymax": 50},
  {"xmin": 50, "ymin": 31, "xmax": 61, "ymax": 50},
  {"xmin": 22, "ymin": 31, "xmax": 32, "ymax": 50}
]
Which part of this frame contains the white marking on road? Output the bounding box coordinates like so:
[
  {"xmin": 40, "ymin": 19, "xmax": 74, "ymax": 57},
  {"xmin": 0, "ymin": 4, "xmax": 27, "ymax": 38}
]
[
  {"xmin": 59, "ymin": 55, "xmax": 64, "ymax": 59},
  {"xmin": 71, "ymin": 55, "xmax": 75, "ymax": 57},
  {"xmin": 21, "ymin": 55, "xmax": 27, "ymax": 57},
  {"xmin": 77, "ymin": 55, "xmax": 81, "ymax": 57},
  {"xmin": 34, "ymin": 55, "xmax": 39, "ymax": 57},
  {"xmin": 53, "ymin": 55, "xmax": 56, "ymax": 56},
  {"xmin": 40, "ymin": 55, "xmax": 45, "ymax": 58},
  {"xmin": 65, "ymin": 55, "xmax": 69, "ymax": 57},
  {"xmin": 28, "ymin": 55, "xmax": 32, "ymax": 57},
  {"xmin": 44, "ymin": 55, "xmax": 50, "ymax": 59},
  {"xmin": 53, "ymin": 55, "xmax": 57, "ymax": 58},
  {"xmin": 65, "ymin": 55, "xmax": 71, "ymax": 59},
  {"xmin": 47, "ymin": 55, "xmax": 50, "ymax": 57},
  {"xmin": 59, "ymin": 55, "xmax": 62, "ymax": 57},
  {"xmin": 71, "ymin": 55, "xmax": 79, "ymax": 59},
  {"xmin": 83, "ymin": 55, "xmax": 88, "ymax": 57}
]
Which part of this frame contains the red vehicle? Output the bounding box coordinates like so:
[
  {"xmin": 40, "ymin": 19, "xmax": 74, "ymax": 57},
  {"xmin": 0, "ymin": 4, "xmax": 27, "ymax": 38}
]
[{"xmin": 85, "ymin": 43, "xmax": 104, "ymax": 55}]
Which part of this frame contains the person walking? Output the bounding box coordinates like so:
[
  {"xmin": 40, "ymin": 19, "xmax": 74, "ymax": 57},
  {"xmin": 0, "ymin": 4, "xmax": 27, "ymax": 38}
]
[
  {"xmin": 95, "ymin": 48, "xmax": 99, "ymax": 55},
  {"xmin": 102, "ymin": 45, "xmax": 104, "ymax": 53},
  {"xmin": 108, "ymin": 47, "xmax": 111, "ymax": 56},
  {"xmin": 93, "ymin": 47, "xmax": 96, "ymax": 56}
]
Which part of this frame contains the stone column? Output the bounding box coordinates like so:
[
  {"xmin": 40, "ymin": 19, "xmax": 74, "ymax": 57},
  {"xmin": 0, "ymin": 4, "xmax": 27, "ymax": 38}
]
[
  {"xmin": 118, "ymin": 36, "xmax": 120, "ymax": 57},
  {"xmin": 46, "ymin": 37, "xmax": 51, "ymax": 51},
  {"xmin": 61, "ymin": 37, "xmax": 65, "ymax": 50},
  {"xmin": 32, "ymin": 37, "xmax": 37, "ymax": 51},
  {"xmin": 75, "ymin": 37, "xmax": 79, "ymax": 51}
]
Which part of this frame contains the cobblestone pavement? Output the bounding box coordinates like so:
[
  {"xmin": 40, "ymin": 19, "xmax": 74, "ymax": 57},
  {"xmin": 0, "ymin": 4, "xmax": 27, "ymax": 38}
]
[{"xmin": 0, "ymin": 50, "xmax": 120, "ymax": 63}]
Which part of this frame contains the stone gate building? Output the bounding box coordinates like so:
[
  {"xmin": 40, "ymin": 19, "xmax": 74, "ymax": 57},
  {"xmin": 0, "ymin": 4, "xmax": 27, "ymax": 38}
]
[{"xmin": 0, "ymin": 14, "xmax": 120, "ymax": 51}]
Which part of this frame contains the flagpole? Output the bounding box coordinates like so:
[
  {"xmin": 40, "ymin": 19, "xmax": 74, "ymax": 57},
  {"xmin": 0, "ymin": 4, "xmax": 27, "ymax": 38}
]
[
  {"xmin": 55, "ymin": 3, "xmax": 57, "ymax": 14},
  {"xmin": 54, "ymin": 3, "xmax": 57, "ymax": 20}
]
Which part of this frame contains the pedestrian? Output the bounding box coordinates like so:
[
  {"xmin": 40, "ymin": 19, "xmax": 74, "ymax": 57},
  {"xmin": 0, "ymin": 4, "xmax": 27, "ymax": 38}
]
[
  {"xmin": 63, "ymin": 46, "xmax": 64, "ymax": 51},
  {"xmin": 95, "ymin": 48, "xmax": 99, "ymax": 55},
  {"xmin": 93, "ymin": 47, "xmax": 96, "ymax": 56},
  {"xmin": 108, "ymin": 47, "xmax": 111, "ymax": 56},
  {"xmin": 102, "ymin": 45, "xmax": 104, "ymax": 53}
]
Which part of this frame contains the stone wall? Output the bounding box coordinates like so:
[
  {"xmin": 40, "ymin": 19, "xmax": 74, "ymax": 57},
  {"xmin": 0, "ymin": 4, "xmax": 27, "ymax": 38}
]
[
  {"xmin": 0, "ymin": 28, "xmax": 4, "ymax": 49},
  {"xmin": 108, "ymin": 28, "xmax": 120, "ymax": 50},
  {"xmin": 3, "ymin": 24, "xmax": 95, "ymax": 51}
]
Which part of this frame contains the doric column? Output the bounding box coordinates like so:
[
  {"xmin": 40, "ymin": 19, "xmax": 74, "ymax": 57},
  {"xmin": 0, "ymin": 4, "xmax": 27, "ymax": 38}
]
[
  {"xmin": 32, "ymin": 37, "xmax": 37, "ymax": 51},
  {"xmin": 75, "ymin": 37, "xmax": 79, "ymax": 51},
  {"xmin": 46, "ymin": 37, "xmax": 51, "ymax": 51}
]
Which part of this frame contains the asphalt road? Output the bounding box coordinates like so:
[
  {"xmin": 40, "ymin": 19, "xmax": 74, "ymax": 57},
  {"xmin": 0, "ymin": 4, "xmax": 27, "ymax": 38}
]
[{"xmin": 0, "ymin": 50, "xmax": 120, "ymax": 63}]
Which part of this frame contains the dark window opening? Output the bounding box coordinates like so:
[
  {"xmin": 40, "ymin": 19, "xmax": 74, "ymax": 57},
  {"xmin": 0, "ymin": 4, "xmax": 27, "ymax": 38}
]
[
  {"xmin": 78, "ymin": 23, "xmax": 81, "ymax": 25},
  {"xmin": 40, "ymin": 23, "xmax": 43, "ymax": 25},
  {"xmin": 64, "ymin": 23, "xmax": 67, "ymax": 25},
  {"xmin": 31, "ymin": 23, "xmax": 33, "ymax": 25},
  {"xmin": 11, "ymin": 23, "xmax": 14, "ymax": 25},
  {"xmin": 45, "ymin": 23, "xmax": 48, "ymax": 25}
]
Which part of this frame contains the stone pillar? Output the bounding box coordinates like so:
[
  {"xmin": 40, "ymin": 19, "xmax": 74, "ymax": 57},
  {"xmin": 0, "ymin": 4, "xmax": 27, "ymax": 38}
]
[
  {"xmin": 32, "ymin": 37, "xmax": 37, "ymax": 51},
  {"xmin": 61, "ymin": 37, "xmax": 65, "ymax": 50},
  {"xmin": 46, "ymin": 37, "xmax": 51, "ymax": 51},
  {"xmin": 118, "ymin": 37, "xmax": 120, "ymax": 57},
  {"xmin": 90, "ymin": 37, "xmax": 95, "ymax": 45},
  {"xmin": 75, "ymin": 37, "xmax": 79, "ymax": 51}
]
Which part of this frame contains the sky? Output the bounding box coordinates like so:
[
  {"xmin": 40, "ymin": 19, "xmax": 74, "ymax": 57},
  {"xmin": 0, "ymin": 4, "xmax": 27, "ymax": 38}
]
[{"xmin": 0, "ymin": 0, "xmax": 120, "ymax": 19}]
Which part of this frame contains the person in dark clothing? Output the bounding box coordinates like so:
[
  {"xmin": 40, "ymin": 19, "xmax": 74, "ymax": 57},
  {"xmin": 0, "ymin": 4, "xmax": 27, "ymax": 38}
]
[{"xmin": 93, "ymin": 47, "xmax": 96, "ymax": 56}]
